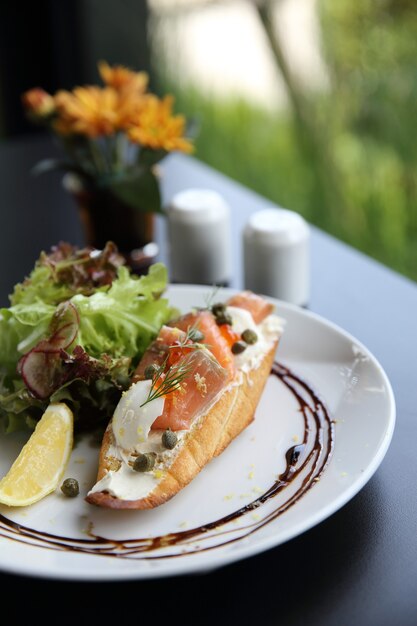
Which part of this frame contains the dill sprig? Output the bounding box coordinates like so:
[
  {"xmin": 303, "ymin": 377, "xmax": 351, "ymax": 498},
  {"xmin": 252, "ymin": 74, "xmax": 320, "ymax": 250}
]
[
  {"xmin": 140, "ymin": 357, "xmax": 192, "ymax": 408},
  {"xmin": 177, "ymin": 321, "xmax": 201, "ymax": 346},
  {"xmin": 184, "ymin": 322, "xmax": 203, "ymax": 343},
  {"xmin": 167, "ymin": 342, "xmax": 205, "ymax": 352},
  {"xmin": 203, "ymin": 285, "xmax": 222, "ymax": 310},
  {"xmin": 193, "ymin": 285, "xmax": 223, "ymax": 312},
  {"xmin": 167, "ymin": 322, "xmax": 211, "ymax": 351}
]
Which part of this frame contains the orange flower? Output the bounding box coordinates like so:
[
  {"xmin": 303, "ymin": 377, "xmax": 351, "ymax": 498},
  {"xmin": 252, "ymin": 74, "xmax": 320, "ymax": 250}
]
[
  {"xmin": 115, "ymin": 87, "xmax": 148, "ymax": 130},
  {"xmin": 128, "ymin": 95, "xmax": 193, "ymax": 153},
  {"xmin": 22, "ymin": 88, "xmax": 55, "ymax": 119},
  {"xmin": 98, "ymin": 61, "xmax": 148, "ymax": 93},
  {"xmin": 54, "ymin": 86, "xmax": 120, "ymax": 137}
]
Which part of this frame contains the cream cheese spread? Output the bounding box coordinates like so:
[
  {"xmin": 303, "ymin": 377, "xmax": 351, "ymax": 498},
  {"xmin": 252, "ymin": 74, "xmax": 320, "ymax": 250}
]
[
  {"xmin": 113, "ymin": 380, "xmax": 165, "ymax": 450},
  {"xmin": 89, "ymin": 460, "xmax": 159, "ymax": 500},
  {"xmin": 226, "ymin": 307, "xmax": 284, "ymax": 373}
]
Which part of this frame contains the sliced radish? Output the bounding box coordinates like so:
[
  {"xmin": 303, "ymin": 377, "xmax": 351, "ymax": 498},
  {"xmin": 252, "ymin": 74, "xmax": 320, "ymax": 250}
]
[
  {"xmin": 34, "ymin": 302, "xmax": 79, "ymax": 353},
  {"xmin": 19, "ymin": 301, "xmax": 80, "ymax": 398},
  {"xmin": 20, "ymin": 350, "xmax": 63, "ymax": 399}
]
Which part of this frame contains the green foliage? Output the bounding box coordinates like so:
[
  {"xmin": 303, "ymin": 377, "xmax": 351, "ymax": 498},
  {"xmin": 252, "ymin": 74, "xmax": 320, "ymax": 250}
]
[
  {"xmin": 156, "ymin": 1, "xmax": 417, "ymax": 281},
  {"xmin": 318, "ymin": 0, "xmax": 417, "ymax": 276},
  {"xmin": 169, "ymin": 90, "xmax": 316, "ymax": 219},
  {"xmin": 104, "ymin": 167, "xmax": 162, "ymax": 214}
]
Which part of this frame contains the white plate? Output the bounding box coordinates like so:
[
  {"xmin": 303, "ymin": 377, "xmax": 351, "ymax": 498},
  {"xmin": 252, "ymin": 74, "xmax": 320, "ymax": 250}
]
[{"xmin": 0, "ymin": 286, "xmax": 395, "ymax": 580}]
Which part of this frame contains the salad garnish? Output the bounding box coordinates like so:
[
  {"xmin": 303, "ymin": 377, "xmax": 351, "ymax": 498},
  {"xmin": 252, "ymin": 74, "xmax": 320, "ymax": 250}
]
[{"xmin": 0, "ymin": 242, "xmax": 177, "ymax": 433}]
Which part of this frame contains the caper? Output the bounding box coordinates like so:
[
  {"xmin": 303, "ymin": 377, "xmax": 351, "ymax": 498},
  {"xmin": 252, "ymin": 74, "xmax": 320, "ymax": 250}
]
[
  {"xmin": 61, "ymin": 478, "xmax": 79, "ymax": 498},
  {"xmin": 188, "ymin": 328, "xmax": 204, "ymax": 343},
  {"xmin": 231, "ymin": 341, "xmax": 247, "ymax": 355},
  {"xmin": 211, "ymin": 302, "xmax": 226, "ymax": 317},
  {"xmin": 162, "ymin": 428, "xmax": 178, "ymax": 450},
  {"xmin": 215, "ymin": 313, "xmax": 233, "ymax": 326},
  {"xmin": 144, "ymin": 364, "xmax": 159, "ymax": 380},
  {"xmin": 133, "ymin": 453, "xmax": 156, "ymax": 472},
  {"xmin": 241, "ymin": 329, "xmax": 258, "ymax": 345}
]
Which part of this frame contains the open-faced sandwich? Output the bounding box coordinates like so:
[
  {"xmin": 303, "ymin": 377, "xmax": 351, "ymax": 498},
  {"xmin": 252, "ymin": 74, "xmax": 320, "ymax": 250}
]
[{"xmin": 86, "ymin": 291, "xmax": 284, "ymax": 509}]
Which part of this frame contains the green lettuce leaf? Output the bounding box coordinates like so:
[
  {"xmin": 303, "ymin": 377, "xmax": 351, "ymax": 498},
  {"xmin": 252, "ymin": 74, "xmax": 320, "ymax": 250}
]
[
  {"xmin": 0, "ymin": 246, "xmax": 176, "ymax": 433},
  {"xmin": 73, "ymin": 264, "xmax": 174, "ymax": 365},
  {"xmin": 10, "ymin": 241, "xmax": 125, "ymax": 306}
]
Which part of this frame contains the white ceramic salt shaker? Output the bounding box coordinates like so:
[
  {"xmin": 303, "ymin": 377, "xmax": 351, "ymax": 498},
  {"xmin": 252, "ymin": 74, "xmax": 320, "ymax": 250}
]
[
  {"xmin": 243, "ymin": 208, "xmax": 310, "ymax": 306},
  {"xmin": 167, "ymin": 188, "xmax": 232, "ymax": 285}
]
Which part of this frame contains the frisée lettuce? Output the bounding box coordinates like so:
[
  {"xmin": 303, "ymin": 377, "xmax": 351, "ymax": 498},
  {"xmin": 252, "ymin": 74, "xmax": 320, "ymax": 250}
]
[{"xmin": 0, "ymin": 243, "xmax": 177, "ymax": 433}]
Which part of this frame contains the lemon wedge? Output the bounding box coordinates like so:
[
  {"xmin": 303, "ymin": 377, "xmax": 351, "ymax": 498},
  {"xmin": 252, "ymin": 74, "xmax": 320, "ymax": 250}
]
[{"xmin": 0, "ymin": 403, "xmax": 73, "ymax": 507}]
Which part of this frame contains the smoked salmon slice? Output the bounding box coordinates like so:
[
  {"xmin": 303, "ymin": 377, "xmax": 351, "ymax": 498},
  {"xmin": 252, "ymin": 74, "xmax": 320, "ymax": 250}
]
[
  {"xmin": 133, "ymin": 326, "xmax": 187, "ymax": 382},
  {"xmin": 152, "ymin": 349, "xmax": 227, "ymax": 431},
  {"xmin": 170, "ymin": 310, "xmax": 235, "ymax": 379},
  {"xmin": 133, "ymin": 322, "xmax": 229, "ymax": 431},
  {"xmin": 133, "ymin": 291, "xmax": 274, "ymax": 432},
  {"xmin": 227, "ymin": 291, "xmax": 274, "ymax": 324}
]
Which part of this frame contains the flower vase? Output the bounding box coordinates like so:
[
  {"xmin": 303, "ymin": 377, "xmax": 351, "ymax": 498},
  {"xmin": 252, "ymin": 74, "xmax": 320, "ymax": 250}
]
[{"xmin": 63, "ymin": 174, "xmax": 158, "ymax": 273}]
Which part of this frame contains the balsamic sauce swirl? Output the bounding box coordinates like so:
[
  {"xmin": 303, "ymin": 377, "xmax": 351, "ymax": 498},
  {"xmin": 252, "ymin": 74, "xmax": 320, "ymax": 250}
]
[{"xmin": 0, "ymin": 362, "xmax": 334, "ymax": 560}]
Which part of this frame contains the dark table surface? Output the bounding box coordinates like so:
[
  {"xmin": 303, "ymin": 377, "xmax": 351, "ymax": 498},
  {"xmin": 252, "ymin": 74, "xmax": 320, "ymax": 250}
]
[{"xmin": 1, "ymin": 135, "xmax": 417, "ymax": 626}]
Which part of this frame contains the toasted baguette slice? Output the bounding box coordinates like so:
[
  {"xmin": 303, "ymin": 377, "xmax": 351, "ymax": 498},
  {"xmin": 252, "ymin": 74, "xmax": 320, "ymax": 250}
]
[
  {"xmin": 87, "ymin": 290, "xmax": 283, "ymax": 510},
  {"xmin": 86, "ymin": 341, "xmax": 278, "ymax": 510}
]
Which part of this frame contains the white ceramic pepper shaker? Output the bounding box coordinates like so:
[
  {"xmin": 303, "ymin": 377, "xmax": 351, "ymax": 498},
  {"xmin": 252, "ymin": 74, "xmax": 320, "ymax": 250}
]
[
  {"xmin": 243, "ymin": 208, "xmax": 310, "ymax": 306},
  {"xmin": 167, "ymin": 188, "xmax": 232, "ymax": 285}
]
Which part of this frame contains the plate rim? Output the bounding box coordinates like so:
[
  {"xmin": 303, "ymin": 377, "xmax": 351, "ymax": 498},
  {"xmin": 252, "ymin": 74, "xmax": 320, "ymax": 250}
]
[{"xmin": 0, "ymin": 284, "xmax": 396, "ymax": 580}]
